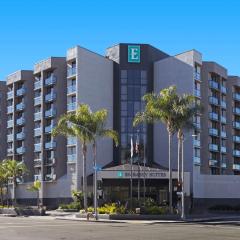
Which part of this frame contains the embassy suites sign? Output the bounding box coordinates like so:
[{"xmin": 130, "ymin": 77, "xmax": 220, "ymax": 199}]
[{"xmin": 128, "ymin": 45, "xmax": 141, "ymax": 63}]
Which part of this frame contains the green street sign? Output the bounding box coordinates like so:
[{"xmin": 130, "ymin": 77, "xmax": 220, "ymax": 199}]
[
  {"xmin": 128, "ymin": 45, "xmax": 140, "ymax": 63},
  {"xmin": 117, "ymin": 171, "xmax": 123, "ymax": 178}
]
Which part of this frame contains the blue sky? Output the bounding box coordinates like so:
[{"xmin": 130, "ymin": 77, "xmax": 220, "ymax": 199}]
[{"xmin": 0, "ymin": 0, "xmax": 239, "ymax": 80}]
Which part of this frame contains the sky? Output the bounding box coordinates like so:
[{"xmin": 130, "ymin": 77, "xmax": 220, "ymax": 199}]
[{"xmin": 0, "ymin": 0, "xmax": 239, "ymax": 80}]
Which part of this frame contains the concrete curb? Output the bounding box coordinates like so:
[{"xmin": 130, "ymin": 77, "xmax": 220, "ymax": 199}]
[{"xmin": 55, "ymin": 215, "xmax": 240, "ymax": 224}]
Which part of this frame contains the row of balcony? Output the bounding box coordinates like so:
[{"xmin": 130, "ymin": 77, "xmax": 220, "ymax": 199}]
[
  {"xmin": 7, "ymin": 146, "xmax": 26, "ymax": 155},
  {"xmin": 208, "ymin": 128, "xmax": 227, "ymax": 138},
  {"xmin": 209, "ymin": 144, "xmax": 227, "ymax": 153},
  {"xmin": 7, "ymin": 87, "xmax": 26, "ymax": 100},
  {"xmin": 7, "ymin": 103, "xmax": 25, "ymax": 114},
  {"xmin": 67, "ymin": 67, "xmax": 76, "ymax": 77},
  {"xmin": 34, "ymin": 76, "xmax": 57, "ymax": 90},
  {"xmin": 209, "ymin": 80, "xmax": 227, "ymax": 94},
  {"xmin": 34, "ymin": 109, "xmax": 56, "ymax": 121},
  {"xmin": 7, "ymin": 117, "xmax": 25, "ymax": 128},
  {"xmin": 209, "ymin": 112, "xmax": 227, "ymax": 123},
  {"xmin": 34, "ymin": 92, "xmax": 57, "ymax": 106},
  {"xmin": 209, "ymin": 96, "xmax": 227, "ymax": 108},
  {"xmin": 34, "ymin": 141, "xmax": 56, "ymax": 152},
  {"xmin": 34, "ymin": 158, "xmax": 55, "ymax": 167}
]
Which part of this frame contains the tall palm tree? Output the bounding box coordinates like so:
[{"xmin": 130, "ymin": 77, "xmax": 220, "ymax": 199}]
[
  {"xmin": 133, "ymin": 86, "xmax": 179, "ymax": 213},
  {"xmin": 52, "ymin": 104, "xmax": 118, "ymax": 210},
  {"xmin": 0, "ymin": 162, "xmax": 7, "ymax": 205},
  {"xmin": 3, "ymin": 159, "xmax": 28, "ymax": 206},
  {"xmin": 27, "ymin": 180, "xmax": 41, "ymax": 208},
  {"xmin": 173, "ymin": 94, "xmax": 202, "ymax": 181}
]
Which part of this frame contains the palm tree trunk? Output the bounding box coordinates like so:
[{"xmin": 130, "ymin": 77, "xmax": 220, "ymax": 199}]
[
  {"xmin": 0, "ymin": 187, "xmax": 3, "ymax": 205},
  {"xmin": 12, "ymin": 177, "xmax": 16, "ymax": 206},
  {"xmin": 168, "ymin": 131, "xmax": 173, "ymax": 214},
  {"xmin": 82, "ymin": 143, "xmax": 88, "ymax": 211}
]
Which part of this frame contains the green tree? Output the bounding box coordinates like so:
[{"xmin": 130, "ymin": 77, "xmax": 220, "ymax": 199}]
[
  {"xmin": 3, "ymin": 159, "xmax": 28, "ymax": 206},
  {"xmin": 52, "ymin": 104, "xmax": 118, "ymax": 210},
  {"xmin": 0, "ymin": 162, "xmax": 8, "ymax": 205},
  {"xmin": 27, "ymin": 180, "xmax": 41, "ymax": 208},
  {"xmin": 133, "ymin": 86, "xmax": 179, "ymax": 213}
]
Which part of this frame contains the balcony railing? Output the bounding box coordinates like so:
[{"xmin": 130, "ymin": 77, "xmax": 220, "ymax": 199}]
[
  {"xmin": 233, "ymin": 164, "xmax": 240, "ymax": 171},
  {"xmin": 7, "ymin": 106, "xmax": 14, "ymax": 114},
  {"xmin": 221, "ymin": 116, "xmax": 227, "ymax": 124},
  {"xmin": 16, "ymin": 132, "xmax": 25, "ymax": 140},
  {"xmin": 16, "ymin": 102, "xmax": 25, "ymax": 111},
  {"xmin": 34, "ymin": 81, "xmax": 42, "ymax": 90},
  {"xmin": 7, "ymin": 148, "xmax": 13, "ymax": 154},
  {"xmin": 194, "ymin": 72, "xmax": 201, "ymax": 81},
  {"xmin": 209, "ymin": 144, "xmax": 219, "ymax": 152},
  {"xmin": 34, "ymin": 159, "xmax": 42, "ymax": 167},
  {"xmin": 193, "ymin": 139, "xmax": 200, "ymax": 148},
  {"xmin": 233, "ymin": 150, "xmax": 240, "ymax": 157},
  {"xmin": 233, "ymin": 136, "xmax": 240, "ymax": 143},
  {"xmin": 45, "ymin": 109, "xmax": 56, "ymax": 118},
  {"xmin": 209, "ymin": 80, "xmax": 219, "ymax": 90},
  {"xmin": 209, "ymin": 159, "xmax": 219, "ymax": 167},
  {"xmin": 221, "ymin": 101, "xmax": 227, "ymax": 109},
  {"xmin": 221, "ymin": 162, "xmax": 227, "ymax": 169},
  {"xmin": 67, "ymin": 67, "xmax": 76, "ymax": 77},
  {"xmin": 34, "ymin": 112, "xmax": 42, "ymax": 121},
  {"xmin": 209, "ymin": 128, "xmax": 218, "ymax": 136},
  {"xmin": 16, "ymin": 87, "xmax": 26, "ymax": 97},
  {"xmin": 67, "ymin": 137, "xmax": 77, "ymax": 145},
  {"xmin": 16, "ymin": 146, "xmax": 25, "ymax": 154},
  {"xmin": 221, "ymin": 131, "xmax": 227, "ymax": 138},
  {"xmin": 16, "ymin": 117, "xmax": 25, "ymax": 126},
  {"xmin": 209, "ymin": 96, "xmax": 219, "ymax": 105},
  {"xmin": 7, "ymin": 91, "xmax": 14, "ymax": 99},
  {"xmin": 209, "ymin": 112, "xmax": 219, "ymax": 121},
  {"xmin": 34, "ymin": 143, "xmax": 41, "ymax": 152},
  {"xmin": 233, "ymin": 108, "xmax": 240, "ymax": 115},
  {"xmin": 233, "ymin": 121, "xmax": 240, "ymax": 129},
  {"xmin": 67, "ymin": 85, "xmax": 76, "ymax": 94},
  {"xmin": 67, "ymin": 154, "xmax": 76, "ymax": 163},
  {"xmin": 34, "ymin": 96, "xmax": 41, "ymax": 106},
  {"xmin": 67, "ymin": 102, "xmax": 76, "ymax": 112},
  {"xmin": 221, "ymin": 146, "xmax": 227, "ymax": 153},
  {"xmin": 45, "ymin": 124, "xmax": 55, "ymax": 133},
  {"xmin": 45, "ymin": 92, "xmax": 56, "ymax": 102},
  {"xmin": 221, "ymin": 86, "xmax": 227, "ymax": 94},
  {"xmin": 45, "ymin": 75, "xmax": 56, "ymax": 86},
  {"xmin": 34, "ymin": 127, "xmax": 42, "ymax": 137},
  {"xmin": 45, "ymin": 141, "xmax": 56, "ymax": 149},
  {"xmin": 193, "ymin": 122, "xmax": 201, "ymax": 130},
  {"xmin": 7, "ymin": 134, "xmax": 14, "ymax": 142},
  {"xmin": 233, "ymin": 93, "xmax": 240, "ymax": 101},
  {"xmin": 7, "ymin": 120, "xmax": 14, "ymax": 128},
  {"xmin": 44, "ymin": 158, "xmax": 55, "ymax": 165}
]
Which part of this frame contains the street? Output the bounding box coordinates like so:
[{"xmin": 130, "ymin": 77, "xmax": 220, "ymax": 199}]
[{"xmin": 0, "ymin": 217, "xmax": 240, "ymax": 240}]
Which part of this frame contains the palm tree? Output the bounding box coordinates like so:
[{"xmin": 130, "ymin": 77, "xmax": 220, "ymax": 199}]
[
  {"xmin": 27, "ymin": 180, "xmax": 41, "ymax": 208},
  {"xmin": 3, "ymin": 159, "xmax": 28, "ymax": 206},
  {"xmin": 0, "ymin": 162, "xmax": 8, "ymax": 205},
  {"xmin": 52, "ymin": 104, "xmax": 118, "ymax": 211},
  {"xmin": 173, "ymin": 94, "xmax": 202, "ymax": 182},
  {"xmin": 133, "ymin": 86, "xmax": 179, "ymax": 213}
]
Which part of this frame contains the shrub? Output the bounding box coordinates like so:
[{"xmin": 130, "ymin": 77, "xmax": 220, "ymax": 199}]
[
  {"xmin": 59, "ymin": 201, "xmax": 81, "ymax": 211},
  {"xmin": 145, "ymin": 206, "xmax": 169, "ymax": 215}
]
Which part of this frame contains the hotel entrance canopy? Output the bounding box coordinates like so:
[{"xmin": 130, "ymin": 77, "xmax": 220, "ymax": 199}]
[{"xmin": 98, "ymin": 164, "xmax": 190, "ymax": 195}]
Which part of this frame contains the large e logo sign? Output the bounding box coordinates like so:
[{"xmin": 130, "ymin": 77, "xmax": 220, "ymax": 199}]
[{"xmin": 128, "ymin": 45, "xmax": 140, "ymax": 63}]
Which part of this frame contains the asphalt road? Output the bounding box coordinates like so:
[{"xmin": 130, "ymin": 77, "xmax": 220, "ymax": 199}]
[{"xmin": 1, "ymin": 216, "xmax": 240, "ymax": 240}]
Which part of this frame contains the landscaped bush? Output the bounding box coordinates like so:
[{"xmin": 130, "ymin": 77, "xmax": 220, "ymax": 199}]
[
  {"xmin": 59, "ymin": 201, "xmax": 81, "ymax": 211},
  {"xmin": 84, "ymin": 203, "xmax": 126, "ymax": 214},
  {"xmin": 145, "ymin": 206, "xmax": 169, "ymax": 215}
]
